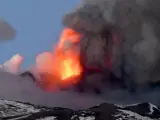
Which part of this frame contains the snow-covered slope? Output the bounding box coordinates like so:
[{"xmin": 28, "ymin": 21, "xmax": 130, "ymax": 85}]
[{"xmin": 0, "ymin": 99, "xmax": 159, "ymax": 120}]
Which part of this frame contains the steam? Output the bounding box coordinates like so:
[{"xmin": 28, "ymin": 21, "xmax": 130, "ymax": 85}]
[
  {"xmin": 1, "ymin": 54, "xmax": 23, "ymax": 74},
  {"xmin": 35, "ymin": 52, "xmax": 55, "ymax": 74}
]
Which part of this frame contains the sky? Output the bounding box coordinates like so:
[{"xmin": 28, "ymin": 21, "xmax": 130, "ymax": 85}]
[{"xmin": 0, "ymin": 0, "xmax": 79, "ymax": 68}]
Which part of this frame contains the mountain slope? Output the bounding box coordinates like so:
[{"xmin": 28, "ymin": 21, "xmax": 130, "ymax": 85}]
[{"xmin": 0, "ymin": 99, "xmax": 159, "ymax": 120}]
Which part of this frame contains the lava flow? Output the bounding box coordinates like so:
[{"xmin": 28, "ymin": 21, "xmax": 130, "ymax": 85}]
[{"xmin": 36, "ymin": 28, "xmax": 83, "ymax": 90}]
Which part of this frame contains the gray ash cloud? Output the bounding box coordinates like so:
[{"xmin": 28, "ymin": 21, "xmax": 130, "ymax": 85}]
[
  {"xmin": 61, "ymin": 0, "xmax": 160, "ymax": 105},
  {"xmin": 62, "ymin": 0, "xmax": 160, "ymax": 92}
]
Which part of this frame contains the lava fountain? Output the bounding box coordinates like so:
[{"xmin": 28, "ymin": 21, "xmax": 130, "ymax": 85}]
[{"xmin": 35, "ymin": 28, "xmax": 83, "ymax": 91}]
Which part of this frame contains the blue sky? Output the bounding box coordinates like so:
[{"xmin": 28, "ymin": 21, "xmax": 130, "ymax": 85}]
[{"xmin": 0, "ymin": 0, "xmax": 79, "ymax": 68}]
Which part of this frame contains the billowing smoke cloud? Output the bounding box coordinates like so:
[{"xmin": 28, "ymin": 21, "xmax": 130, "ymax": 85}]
[
  {"xmin": 61, "ymin": 0, "xmax": 160, "ymax": 106},
  {"xmin": 62, "ymin": 0, "xmax": 120, "ymax": 92},
  {"xmin": 63, "ymin": 3, "xmax": 108, "ymax": 34},
  {"xmin": 0, "ymin": 0, "xmax": 160, "ymax": 110}
]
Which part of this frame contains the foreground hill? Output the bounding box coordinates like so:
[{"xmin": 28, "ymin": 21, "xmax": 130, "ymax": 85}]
[{"xmin": 0, "ymin": 99, "xmax": 159, "ymax": 120}]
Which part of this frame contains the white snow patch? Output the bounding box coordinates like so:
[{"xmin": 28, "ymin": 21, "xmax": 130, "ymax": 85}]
[
  {"xmin": 71, "ymin": 115, "xmax": 78, "ymax": 119},
  {"xmin": 0, "ymin": 100, "xmax": 40, "ymax": 113},
  {"xmin": 148, "ymin": 103, "xmax": 159, "ymax": 115},
  {"xmin": 7, "ymin": 114, "xmax": 31, "ymax": 120},
  {"xmin": 79, "ymin": 116, "xmax": 95, "ymax": 120},
  {"xmin": 37, "ymin": 116, "xmax": 57, "ymax": 120},
  {"xmin": 115, "ymin": 109, "xmax": 155, "ymax": 120}
]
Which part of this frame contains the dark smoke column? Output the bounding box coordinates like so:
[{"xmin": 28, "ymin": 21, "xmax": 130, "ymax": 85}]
[{"xmin": 0, "ymin": 18, "xmax": 16, "ymax": 40}]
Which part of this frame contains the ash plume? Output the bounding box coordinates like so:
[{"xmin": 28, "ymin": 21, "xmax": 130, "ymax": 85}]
[
  {"xmin": 62, "ymin": 0, "xmax": 112, "ymax": 70},
  {"xmin": 62, "ymin": 0, "xmax": 123, "ymax": 92},
  {"xmin": 62, "ymin": 0, "xmax": 160, "ymax": 93},
  {"xmin": 63, "ymin": 4, "xmax": 108, "ymax": 34}
]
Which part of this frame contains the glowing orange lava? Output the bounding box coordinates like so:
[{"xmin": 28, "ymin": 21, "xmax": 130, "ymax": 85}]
[
  {"xmin": 52, "ymin": 28, "xmax": 82, "ymax": 86},
  {"xmin": 35, "ymin": 28, "xmax": 83, "ymax": 90}
]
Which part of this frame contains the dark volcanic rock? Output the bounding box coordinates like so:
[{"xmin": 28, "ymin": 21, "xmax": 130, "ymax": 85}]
[{"xmin": 0, "ymin": 99, "xmax": 159, "ymax": 120}]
